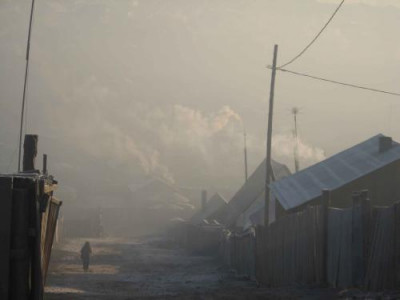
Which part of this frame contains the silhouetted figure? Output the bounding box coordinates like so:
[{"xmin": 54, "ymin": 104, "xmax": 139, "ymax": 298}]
[{"xmin": 80, "ymin": 241, "xmax": 92, "ymax": 272}]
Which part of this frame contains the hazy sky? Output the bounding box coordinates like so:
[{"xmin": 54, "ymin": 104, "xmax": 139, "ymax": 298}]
[{"xmin": 1, "ymin": 0, "xmax": 400, "ymax": 198}]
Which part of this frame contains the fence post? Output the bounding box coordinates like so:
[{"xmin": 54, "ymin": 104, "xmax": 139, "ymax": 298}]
[{"xmin": 321, "ymin": 189, "xmax": 331, "ymax": 285}]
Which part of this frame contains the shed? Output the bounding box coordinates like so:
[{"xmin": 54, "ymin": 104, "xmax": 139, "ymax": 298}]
[{"xmin": 270, "ymin": 134, "xmax": 400, "ymax": 217}]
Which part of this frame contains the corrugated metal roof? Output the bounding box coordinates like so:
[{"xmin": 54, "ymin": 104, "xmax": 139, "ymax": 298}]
[
  {"xmin": 270, "ymin": 134, "xmax": 400, "ymax": 211},
  {"xmin": 222, "ymin": 159, "xmax": 291, "ymax": 227}
]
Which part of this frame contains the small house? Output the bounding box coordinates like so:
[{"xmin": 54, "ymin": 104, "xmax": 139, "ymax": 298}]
[
  {"xmin": 270, "ymin": 134, "xmax": 400, "ymax": 219},
  {"xmin": 190, "ymin": 193, "xmax": 227, "ymax": 225}
]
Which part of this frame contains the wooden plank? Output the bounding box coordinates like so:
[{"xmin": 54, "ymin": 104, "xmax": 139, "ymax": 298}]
[
  {"xmin": 0, "ymin": 177, "xmax": 12, "ymax": 300},
  {"xmin": 365, "ymin": 207, "xmax": 379, "ymax": 290},
  {"xmin": 315, "ymin": 205, "xmax": 324, "ymax": 284},
  {"xmin": 352, "ymin": 193, "xmax": 364, "ymax": 286},
  {"xmin": 338, "ymin": 208, "xmax": 353, "ymax": 288},
  {"xmin": 44, "ymin": 183, "xmax": 57, "ymax": 195},
  {"xmin": 327, "ymin": 208, "xmax": 340, "ymax": 287},
  {"xmin": 321, "ymin": 190, "xmax": 330, "ymax": 285},
  {"xmin": 360, "ymin": 190, "xmax": 371, "ymax": 288}
]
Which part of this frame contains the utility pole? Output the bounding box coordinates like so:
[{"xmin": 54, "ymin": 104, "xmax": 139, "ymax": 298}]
[
  {"xmin": 243, "ymin": 129, "xmax": 248, "ymax": 183},
  {"xmin": 292, "ymin": 107, "xmax": 300, "ymax": 172},
  {"xmin": 264, "ymin": 44, "xmax": 278, "ymax": 227},
  {"xmin": 18, "ymin": 0, "xmax": 36, "ymax": 172}
]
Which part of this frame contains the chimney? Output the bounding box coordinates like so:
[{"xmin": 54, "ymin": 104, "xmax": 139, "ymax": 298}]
[
  {"xmin": 379, "ymin": 136, "xmax": 392, "ymax": 153},
  {"xmin": 43, "ymin": 154, "xmax": 48, "ymax": 175},
  {"xmin": 23, "ymin": 134, "xmax": 38, "ymax": 172},
  {"xmin": 201, "ymin": 190, "xmax": 207, "ymax": 213}
]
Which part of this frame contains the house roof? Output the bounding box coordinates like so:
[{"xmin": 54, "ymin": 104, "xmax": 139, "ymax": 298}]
[
  {"xmin": 190, "ymin": 193, "xmax": 227, "ymax": 225},
  {"xmin": 205, "ymin": 194, "xmax": 230, "ymax": 224},
  {"xmin": 221, "ymin": 159, "xmax": 291, "ymax": 227},
  {"xmin": 270, "ymin": 134, "xmax": 400, "ymax": 211}
]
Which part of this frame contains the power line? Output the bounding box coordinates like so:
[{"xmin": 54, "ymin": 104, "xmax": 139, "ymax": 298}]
[
  {"xmin": 274, "ymin": 67, "xmax": 400, "ymax": 97},
  {"xmin": 279, "ymin": 0, "xmax": 345, "ymax": 69}
]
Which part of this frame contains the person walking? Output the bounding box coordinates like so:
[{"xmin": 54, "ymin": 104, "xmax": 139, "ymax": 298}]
[{"xmin": 80, "ymin": 241, "xmax": 92, "ymax": 272}]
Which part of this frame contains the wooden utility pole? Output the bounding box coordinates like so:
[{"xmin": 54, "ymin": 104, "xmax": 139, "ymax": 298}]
[
  {"xmin": 264, "ymin": 44, "xmax": 278, "ymax": 227},
  {"xmin": 244, "ymin": 130, "xmax": 248, "ymax": 183}
]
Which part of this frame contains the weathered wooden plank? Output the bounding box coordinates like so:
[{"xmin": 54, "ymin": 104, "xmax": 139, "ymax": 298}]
[
  {"xmin": 327, "ymin": 208, "xmax": 341, "ymax": 287},
  {"xmin": 44, "ymin": 183, "xmax": 57, "ymax": 195},
  {"xmin": 321, "ymin": 190, "xmax": 331, "ymax": 285},
  {"xmin": 315, "ymin": 205, "xmax": 324, "ymax": 284},
  {"xmin": 352, "ymin": 193, "xmax": 364, "ymax": 286},
  {"xmin": 42, "ymin": 198, "xmax": 62, "ymax": 282},
  {"xmin": 360, "ymin": 190, "xmax": 371, "ymax": 288},
  {"xmin": 338, "ymin": 208, "xmax": 353, "ymax": 288},
  {"xmin": 365, "ymin": 207, "xmax": 379, "ymax": 290}
]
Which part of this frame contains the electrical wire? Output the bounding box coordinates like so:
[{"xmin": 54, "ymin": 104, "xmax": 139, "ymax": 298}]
[
  {"xmin": 275, "ymin": 67, "xmax": 400, "ymax": 97},
  {"xmin": 279, "ymin": 0, "xmax": 345, "ymax": 69}
]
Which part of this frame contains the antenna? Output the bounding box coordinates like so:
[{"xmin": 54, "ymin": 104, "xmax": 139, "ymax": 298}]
[
  {"xmin": 18, "ymin": 0, "xmax": 36, "ymax": 172},
  {"xmin": 292, "ymin": 107, "xmax": 300, "ymax": 172}
]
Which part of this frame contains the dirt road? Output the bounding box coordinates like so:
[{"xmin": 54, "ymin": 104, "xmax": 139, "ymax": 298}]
[{"xmin": 45, "ymin": 237, "xmax": 339, "ymax": 299}]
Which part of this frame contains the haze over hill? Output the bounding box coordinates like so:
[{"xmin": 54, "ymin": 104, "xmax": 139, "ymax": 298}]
[{"xmin": 1, "ymin": 0, "xmax": 400, "ymax": 214}]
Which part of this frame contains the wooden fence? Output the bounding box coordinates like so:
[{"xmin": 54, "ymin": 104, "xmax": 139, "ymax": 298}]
[
  {"xmin": 326, "ymin": 193, "xmax": 400, "ymax": 290},
  {"xmin": 221, "ymin": 190, "xmax": 400, "ymax": 291},
  {"xmin": 221, "ymin": 230, "xmax": 256, "ymax": 279},
  {"xmin": 255, "ymin": 205, "xmax": 324, "ymax": 286},
  {"xmin": 169, "ymin": 222, "xmax": 222, "ymax": 255}
]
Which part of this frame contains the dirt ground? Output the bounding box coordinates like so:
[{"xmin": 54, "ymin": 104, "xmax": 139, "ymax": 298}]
[{"xmin": 45, "ymin": 237, "xmax": 374, "ymax": 300}]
